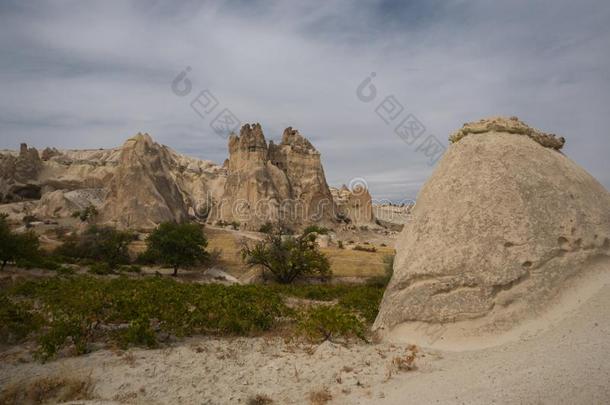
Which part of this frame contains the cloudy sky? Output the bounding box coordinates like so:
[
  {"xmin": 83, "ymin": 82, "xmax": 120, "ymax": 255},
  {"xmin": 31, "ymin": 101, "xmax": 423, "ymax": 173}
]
[{"xmin": 1, "ymin": 0, "xmax": 609, "ymax": 201}]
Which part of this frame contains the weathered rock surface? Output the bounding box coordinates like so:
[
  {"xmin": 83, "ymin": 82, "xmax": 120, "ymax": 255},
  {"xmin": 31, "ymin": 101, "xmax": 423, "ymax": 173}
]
[
  {"xmin": 98, "ymin": 133, "xmax": 190, "ymax": 229},
  {"xmin": 449, "ymin": 116, "xmax": 566, "ymax": 150},
  {"xmin": 1, "ymin": 126, "xmax": 339, "ymax": 231},
  {"xmin": 210, "ymin": 124, "xmax": 336, "ymax": 230},
  {"xmin": 374, "ymin": 118, "xmax": 610, "ymax": 339},
  {"xmin": 0, "ymin": 143, "xmax": 43, "ymax": 202},
  {"xmin": 330, "ymin": 184, "xmax": 375, "ymax": 225}
]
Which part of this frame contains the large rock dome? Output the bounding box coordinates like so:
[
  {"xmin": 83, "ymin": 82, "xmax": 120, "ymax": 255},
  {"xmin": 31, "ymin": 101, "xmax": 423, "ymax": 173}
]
[{"xmin": 374, "ymin": 117, "xmax": 610, "ymax": 346}]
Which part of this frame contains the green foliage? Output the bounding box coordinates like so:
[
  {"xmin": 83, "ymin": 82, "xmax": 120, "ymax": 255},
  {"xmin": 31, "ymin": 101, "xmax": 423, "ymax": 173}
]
[
  {"xmin": 258, "ymin": 222, "xmax": 274, "ymax": 234},
  {"xmin": 118, "ymin": 317, "xmax": 157, "ymax": 348},
  {"xmin": 0, "ymin": 215, "xmax": 41, "ymax": 270},
  {"xmin": 71, "ymin": 205, "xmax": 99, "ymax": 222},
  {"xmin": 118, "ymin": 264, "xmax": 142, "ymax": 274},
  {"xmin": 241, "ymin": 231, "xmax": 331, "ymax": 284},
  {"xmin": 1, "ymin": 277, "xmax": 388, "ymax": 359},
  {"xmin": 302, "ymin": 225, "xmax": 329, "ymax": 235},
  {"xmin": 8, "ymin": 276, "xmax": 289, "ymax": 359},
  {"xmin": 0, "ymin": 295, "xmax": 41, "ymax": 344},
  {"xmin": 338, "ymin": 286, "xmax": 385, "ymax": 323},
  {"xmin": 56, "ymin": 225, "xmax": 134, "ymax": 268},
  {"xmin": 88, "ymin": 262, "xmax": 114, "ymax": 275},
  {"xmin": 297, "ymin": 305, "xmax": 366, "ymax": 343},
  {"xmin": 143, "ymin": 222, "xmax": 209, "ymax": 276}
]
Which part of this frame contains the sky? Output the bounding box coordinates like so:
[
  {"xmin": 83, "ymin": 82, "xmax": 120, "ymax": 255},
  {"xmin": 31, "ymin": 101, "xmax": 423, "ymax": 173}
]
[{"xmin": 1, "ymin": 0, "xmax": 609, "ymax": 201}]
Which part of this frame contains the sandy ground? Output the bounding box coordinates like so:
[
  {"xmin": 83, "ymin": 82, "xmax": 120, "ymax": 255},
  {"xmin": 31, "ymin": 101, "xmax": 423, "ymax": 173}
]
[{"xmin": 2, "ymin": 274, "xmax": 610, "ymax": 404}]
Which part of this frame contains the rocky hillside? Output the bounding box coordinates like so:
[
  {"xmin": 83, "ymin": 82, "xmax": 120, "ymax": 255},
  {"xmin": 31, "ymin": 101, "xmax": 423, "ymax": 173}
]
[{"xmin": 0, "ymin": 125, "xmax": 373, "ymax": 230}]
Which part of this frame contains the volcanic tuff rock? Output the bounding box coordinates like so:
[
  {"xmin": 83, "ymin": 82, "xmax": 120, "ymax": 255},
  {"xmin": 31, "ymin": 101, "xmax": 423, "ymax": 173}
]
[
  {"xmin": 0, "ymin": 143, "xmax": 43, "ymax": 202},
  {"xmin": 449, "ymin": 116, "xmax": 566, "ymax": 150},
  {"xmin": 210, "ymin": 124, "xmax": 337, "ymax": 230},
  {"xmin": 330, "ymin": 184, "xmax": 374, "ymax": 225},
  {"xmin": 0, "ymin": 125, "xmax": 353, "ymax": 230},
  {"xmin": 374, "ymin": 117, "xmax": 610, "ymax": 339},
  {"xmin": 98, "ymin": 133, "xmax": 190, "ymax": 229}
]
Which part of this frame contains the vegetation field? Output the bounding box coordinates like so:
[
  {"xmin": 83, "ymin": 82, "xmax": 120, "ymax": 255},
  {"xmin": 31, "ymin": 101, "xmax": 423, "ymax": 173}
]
[{"xmin": 0, "ymin": 275, "xmax": 386, "ymax": 361}]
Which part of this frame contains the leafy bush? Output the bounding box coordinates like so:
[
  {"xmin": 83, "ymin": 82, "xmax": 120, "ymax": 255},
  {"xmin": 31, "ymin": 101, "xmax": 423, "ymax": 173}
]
[
  {"xmin": 0, "ymin": 295, "xmax": 41, "ymax": 344},
  {"xmin": 258, "ymin": 222, "xmax": 274, "ymax": 234},
  {"xmin": 143, "ymin": 222, "xmax": 209, "ymax": 276},
  {"xmin": 297, "ymin": 305, "xmax": 366, "ymax": 343},
  {"xmin": 0, "ymin": 215, "xmax": 41, "ymax": 270},
  {"xmin": 118, "ymin": 264, "xmax": 142, "ymax": 274},
  {"xmin": 88, "ymin": 262, "xmax": 114, "ymax": 275},
  {"xmin": 302, "ymin": 225, "xmax": 329, "ymax": 235},
  {"xmin": 241, "ymin": 230, "xmax": 331, "ymax": 284},
  {"xmin": 55, "ymin": 225, "xmax": 134, "ymax": 268},
  {"xmin": 71, "ymin": 205, "xmax": 98, "ymax": 222},
  {"xmin": 338, "ymin": 286, "xmax": 384, "ymax": 323}
]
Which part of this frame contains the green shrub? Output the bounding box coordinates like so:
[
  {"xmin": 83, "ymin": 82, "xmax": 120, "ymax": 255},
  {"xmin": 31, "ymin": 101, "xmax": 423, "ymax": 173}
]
[
  {"xmin": 302, "ymin": 225, "xmax": 329, "ymax": 236},
  {"xmin": 258, "ymin": 222, "xmax": 274, "ymax": 234},
  {"xmin": 143, "ymin": 222, "xmax": 209, "ymax": 276},
  {"xmin": 0, "ymin": 215, "xmax": 41, "ymax": 270},
  {"xmin": 297, "ymin": 305, "xmax": 366, "ymax": 343},
  {"xmin": 88, "ymin": 262, "xmax": 114, "ymax": 275},
  {"xmin": 241, "ymin": 230, "xmax": 331, "ymax": 284},
  {"xmin": 338, "ymin": 286, "xmax": 384, "ymax": 323},
  {"xmin": 118, "ymin": 317, "xmax": 157, "ymax": 348},
  {"xmin": 0, "ymin": 295, "xmax": 41, "ymax": 344},
  {"xmin": 71, "ymin": 205, "xmax": 99, "ymax": 222},
  {"xmin": 118, "ymin": 264, "xmax": 142, "ymax": 274},
  {"xmin": 56, "ymin": 225, "xmax": 134, "ymax": 267}
]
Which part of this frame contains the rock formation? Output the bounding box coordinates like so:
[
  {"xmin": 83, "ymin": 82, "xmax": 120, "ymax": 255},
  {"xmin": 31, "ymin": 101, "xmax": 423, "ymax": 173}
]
[
  {"xmin": 0, "ymin": 143, "xmax": 43, "ymax": 202},
  {"xmin": 0, "ymin": 125, "xmax": 343, "ymax": 231},
  {"xmin": 374, "ymin": 117, "xmax": 610, "ymax": 342},
  {"xmin": 330, "ymin": 184, "xmax": 374, "ymax": 225},
  {"xmin": 449, "ymin": 116, "xmax": 566, "ymax": 150},
  {"xmin": 210, "ymin": 124, "xmax": 337, "ymax": 230},
  {"xmin": 98, "ymin": 133, "xmax": 190, "ymax": 230}
]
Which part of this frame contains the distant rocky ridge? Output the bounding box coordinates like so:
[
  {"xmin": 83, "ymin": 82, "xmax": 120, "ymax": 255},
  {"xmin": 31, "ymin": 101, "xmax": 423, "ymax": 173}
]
[{"xmin": 0, "ymin": 125, "xmax": 375, "ymax": 231}]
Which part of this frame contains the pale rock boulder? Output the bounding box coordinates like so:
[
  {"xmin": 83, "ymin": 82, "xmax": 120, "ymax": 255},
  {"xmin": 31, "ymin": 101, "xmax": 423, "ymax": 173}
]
[
  {"xmin": 374, "ymin": 117, "xmax": 610, "ymax": 341},
  {"xmin": 0, "ymin": 144, "xmax": 43, "ymax": 202},
  {"xmin": 34, "ymin": 189, "xmax": 106, "ymax": 218},
  {"xmin": 99, "ymin": 133, "xmax": 189, "ymax": 229},
  {"xmin": 330, "ymin": 184, "xmax": 375, "ymax": 225}
]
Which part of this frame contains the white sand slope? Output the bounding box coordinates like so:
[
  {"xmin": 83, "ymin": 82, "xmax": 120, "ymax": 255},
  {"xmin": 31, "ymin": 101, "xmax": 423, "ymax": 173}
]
[{"xmin": 376, "ymin": 274, "xmax": 610, "ymax": 404}]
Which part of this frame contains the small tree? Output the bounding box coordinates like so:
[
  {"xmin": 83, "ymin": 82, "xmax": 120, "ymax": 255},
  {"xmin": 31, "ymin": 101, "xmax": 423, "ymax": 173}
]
[
  {"xmin": 143, "ymin": 222, "xmax": 209, "ymax": 276},
  {"xmin": 0, "ymin": 214, "xmax": 40, "ymax": 270},
  {"xmin": 241, "ymin": 230, "xmax": 331, "ymax": 284}
]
